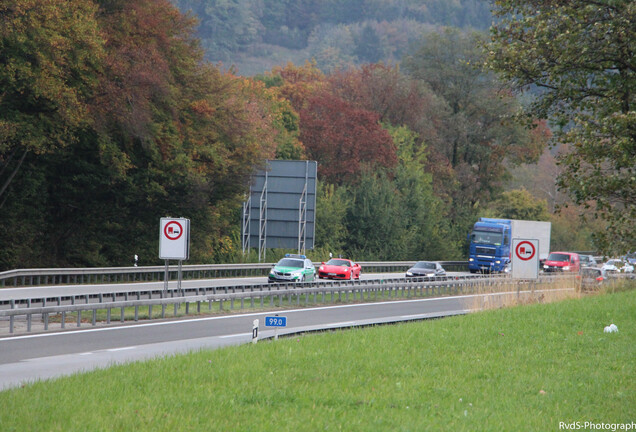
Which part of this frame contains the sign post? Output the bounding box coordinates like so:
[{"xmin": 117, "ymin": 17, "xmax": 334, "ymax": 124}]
[
  {"xmin": 159, "ymin": 218, "xmax": 190, "ymax": 295},
  {"xmin": 511, "ymin": 238, "xmax": 539, "ymax": 280},
  {"xmin": 265, "ymin": 315, "xmax": 287, "ymax": 340}
]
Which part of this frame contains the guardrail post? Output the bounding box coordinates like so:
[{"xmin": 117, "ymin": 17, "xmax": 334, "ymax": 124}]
[
  {"xmin": 9, "ymin": 299, "xmax": 15, "ymax": 333},
  {"xmin": 77, "ymin": 310, "xmax": 81, "ymax": 327}
]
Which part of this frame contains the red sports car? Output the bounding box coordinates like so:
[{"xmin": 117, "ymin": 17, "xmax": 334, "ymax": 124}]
[{"xmin": 318, "ymin": 258, "xmax": 361, "ymax": 280}]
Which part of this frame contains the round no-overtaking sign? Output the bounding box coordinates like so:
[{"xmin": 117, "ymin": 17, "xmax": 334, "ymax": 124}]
[
  {"xmin": 511, "ymin": 238, "xmax": 539, "ymax": 279},
  {"xmin": 515, "ymin": 241, "xmax": 536, "ymax": 261},
  {"xmin": 159, "ymin": 218, "xmax": 190, "ymax": 260}
]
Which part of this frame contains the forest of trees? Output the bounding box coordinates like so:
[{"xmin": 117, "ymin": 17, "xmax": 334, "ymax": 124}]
[
  {"xmin": 171, "ymin": 0, "xmax": 493, "ymax": 75},
  {"xmin": 1, "ymin": 0, "xmax": 631, "ymax": 270}
]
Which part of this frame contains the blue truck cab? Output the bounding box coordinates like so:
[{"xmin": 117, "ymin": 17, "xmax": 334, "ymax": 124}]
[{"xmin": 468, "ymin": 218, "xmax": 511, "ymax": 273}]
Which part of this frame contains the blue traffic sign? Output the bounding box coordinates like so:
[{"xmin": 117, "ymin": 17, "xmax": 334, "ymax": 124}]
[{"xmin": 265, "ymin": 316, "xmax": 287, "ymax": 327}]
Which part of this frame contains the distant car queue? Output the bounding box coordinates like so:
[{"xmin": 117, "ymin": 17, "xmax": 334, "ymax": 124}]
[
  {"xmin": 266, "ymin": 252, "xmax": 632, "ymax": 284},
  {"xmin": 268, "ymin": 254, "xmax": 449, "ymax": 283}
]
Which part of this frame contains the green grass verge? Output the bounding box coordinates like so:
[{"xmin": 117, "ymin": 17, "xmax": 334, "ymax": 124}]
[{"xmin": 1, "ymin": 290, "xmax": 634, "ymax": 431}]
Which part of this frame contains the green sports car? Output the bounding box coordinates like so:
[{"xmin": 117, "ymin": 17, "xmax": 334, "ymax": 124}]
[{"xmin": 268, "ymin": 254, "xmax": 316, "ymax": 283}]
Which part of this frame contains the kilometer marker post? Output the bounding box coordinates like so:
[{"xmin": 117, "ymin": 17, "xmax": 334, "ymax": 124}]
[{"xmin": 265, "ymin": 315, "xmax": 287, "ymax": 340}]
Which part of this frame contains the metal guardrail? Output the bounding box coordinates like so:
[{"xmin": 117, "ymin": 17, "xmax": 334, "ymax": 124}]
[
  {"xmin": 1, "ymin": 274, "xmax": 557, "ymax": 334},
  {"xmin": 0, "ymin": 261, "xmax": 468, "ymax": 287}
]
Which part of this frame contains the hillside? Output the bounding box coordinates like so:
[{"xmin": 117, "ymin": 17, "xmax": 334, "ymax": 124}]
[{"xmin": 170, "ymin": 0, "xmax": 493, "ymax": 75}]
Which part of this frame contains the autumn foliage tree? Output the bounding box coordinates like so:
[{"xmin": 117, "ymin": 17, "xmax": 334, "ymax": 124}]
[
  {"xmin": 487, "ymin": 0, "xmax": 636, "ymax": 254},
  {"xmin": 300, "ymin": 91, "xmax": 397, "ymax": 184},
  {"xmin": 0, "ymin": 0, "xmax": 281, "ymax": 268},
  {"xmin": 0, "ymin": 0, "xmax": 103, "ymax": 199}
]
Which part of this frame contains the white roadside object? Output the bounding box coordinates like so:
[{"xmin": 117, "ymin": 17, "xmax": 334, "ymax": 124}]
[{"xmin": 604, "ymin": 324, "xmax": 618, "ymax": 333}]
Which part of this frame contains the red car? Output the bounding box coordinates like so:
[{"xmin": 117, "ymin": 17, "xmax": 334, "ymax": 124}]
[
  {"xmin": 543, "ymin": 252, "xmax": 581, "ymax": 273},
  {"xmin": 318, "ymin": 258, "xmax": 361, "ymax": 280}
]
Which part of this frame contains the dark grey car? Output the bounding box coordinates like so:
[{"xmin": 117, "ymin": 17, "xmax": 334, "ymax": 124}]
[
  {"xmin": 406, "ymin": 261, "xmax": 446, "ymax": 278},
  {"xmin": 580, "ymin": 255, "xmax": 597, "ymax": 267}
]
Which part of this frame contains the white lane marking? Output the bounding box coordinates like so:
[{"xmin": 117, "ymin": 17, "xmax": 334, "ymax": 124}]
[
  {"xmin": 400, "ymin": 309, "xmax": 470, "ymax": 319},
  {"xmin": 219, "ymin": 333, "xmax": 251, "ymax": 339},
  {"xmin": 0, "ymin": 289, "xmax": 572, "ymax": 342},
  {"xmin": 106, "ymin": 346, "xmax": 136, "ymax": 352},
  {"xmin": 78, "ymin": 352, "xmax": 93, "ymax": 356},
  {"xmin": 325, "ymin": 321, "xmax": 355, "ymax": 327}
]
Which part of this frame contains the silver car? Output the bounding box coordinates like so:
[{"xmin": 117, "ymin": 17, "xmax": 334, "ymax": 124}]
[{"xmin": 601, "ymin": 259, "xmax": 633, "ymax": 273}]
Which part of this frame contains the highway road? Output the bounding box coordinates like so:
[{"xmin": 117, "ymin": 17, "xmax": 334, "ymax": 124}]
[
  {"xmin": 0, "ymin": 293, "xmax": 480, "ymax": 391},
  {"xmin": 0, "ymin": 272, "xmax": 447, "ymax": 302}
]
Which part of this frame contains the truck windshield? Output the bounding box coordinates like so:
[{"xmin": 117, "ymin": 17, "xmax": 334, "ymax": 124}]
[{"xmin": 470, "ymin": 230, "xmax": 502, "ymax": 246}]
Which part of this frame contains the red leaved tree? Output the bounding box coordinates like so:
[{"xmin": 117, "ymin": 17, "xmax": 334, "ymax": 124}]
[{"xmin": 300, "ymin": 91, "xmax": 397, "ymax": 184}]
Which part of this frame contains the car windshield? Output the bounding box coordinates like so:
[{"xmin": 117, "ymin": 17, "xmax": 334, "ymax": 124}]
[
  {"xmin": 413, "ymin": 262, "xmax": 436, "ymax": 270},
  {"xmin": 547, "ymin": 253, "xmax": 570, "ymax": 261},
  {"xmin": 326, "ymin": 259, "xmax": 350, "ymax": 267},
  {"xmin": 470, "ymin": 230, "xmax": 502, "ymax": 245},
  {"xmin": 277, "ymin": 259, "xmax": 304, "ymax": 268},
  {"xmin": 581, "ymin": 268, "xmax": 600, "ymax": 277}
]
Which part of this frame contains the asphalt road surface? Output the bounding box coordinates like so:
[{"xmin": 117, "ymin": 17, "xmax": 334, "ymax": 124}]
[{"xmin": 0, "ymin": 294, "xmax": 478, "ymax": 391}]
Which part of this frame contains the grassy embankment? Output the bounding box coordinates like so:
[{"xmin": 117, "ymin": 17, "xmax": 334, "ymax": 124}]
[{"xmin": 1, "ymin": 285, "xmax": 634, "ymax": 431}]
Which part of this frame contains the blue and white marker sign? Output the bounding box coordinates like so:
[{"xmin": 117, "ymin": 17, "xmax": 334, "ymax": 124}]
[{"xmin": 265, "ymin": 316, "xmax": 287, "ymax": 327}]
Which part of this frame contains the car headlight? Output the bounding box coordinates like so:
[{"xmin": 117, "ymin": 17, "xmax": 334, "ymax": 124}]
[
  {"xmin": 495, "ymin": 260, "xmax": 501, "ymax": 264},
  {"xmin": 269, "ymin": 269, "xmax": 275, "ymax": 275},
  {"xmin": 563, "ymin": 266, "xmax": 570, "ymax": 271},
  {"xmin": 543, "ymin": 265, "xmax": 548, "ymax": 269},
  {"xmin": 469, "ymin": 258, "xmax": 474, "ymax": 262},
  {"xmin": 406, "ymin": 271, "xmax": 413, "ymax": 276}
]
